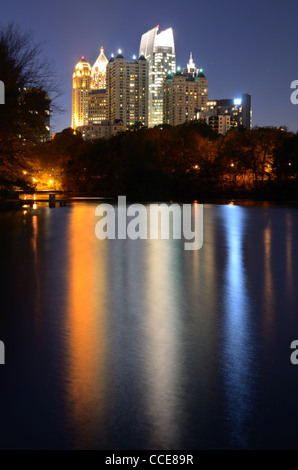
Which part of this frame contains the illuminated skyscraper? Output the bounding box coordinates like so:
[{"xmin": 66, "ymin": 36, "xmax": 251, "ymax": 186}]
[
  {"xmin": 72, "ymin": 57, "xmax": 92, "ymax": 129},
  {"xmin": 106, "ymin": 51, "xmax": 148, "ymax": 129},
  {"xmin": 163, "ymin": 66, "xmax": 208, "ymax": 126},
  {"xmin": 91, "ymin": 47, "xmax": 109, "ymax": 90},
  {"xmin": 139, "ymin": 26, "xmax": 176, "ymax": 127}
]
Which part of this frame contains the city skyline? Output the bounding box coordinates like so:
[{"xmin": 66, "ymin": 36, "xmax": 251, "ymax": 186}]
[
  {"xmin": 71, "ymin": 40, "xmax": 253, "ymax": 136},
  {"xmin": 1, "ymin": 0, "xmax": 297, "ymax": 132}
]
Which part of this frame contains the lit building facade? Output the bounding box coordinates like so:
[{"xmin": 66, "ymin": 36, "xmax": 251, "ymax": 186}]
[
  {"xmin": 77, "ymin": 119, "xmax": 125, "ymax": 140},
  {"xmin": 139, "ymin": 26, "xmax": 176, "ymax": 127},
  {"xmin": 91, "ymin": 47, "xmax": 108, "ymax": 90},
  {"xmin": 72, "ymin": 57, "xmax": 92, "ymax": 129},
  {"xmin": 88, "ymin": 89, "xmax": 107, "ymax": 124},
  {"xmin": 208, "ymin": 115, "xmax": 231, "ymax": 135},
  {"xmin": 106, "ymin": 52, "xmax": 148, "ymax": 129},
  {"xmin": 210, "ymin": 94, "xmax": 252, "ymax": 129},
  {"xmin": 196, "ymin": 94, "xmax": 252, "ymax": 134},
  {"xmin": 163, "ymin": 65, "xmax": 208, "ymax": 126}
]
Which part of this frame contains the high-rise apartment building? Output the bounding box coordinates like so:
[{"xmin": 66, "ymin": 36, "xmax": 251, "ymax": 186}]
[
  {"xmin": 72, "ymin": 57, "xmax": 92, "ymax": 129},
  {"xmin": 139, "ymin": 26, "xmax": 176, "ymax": 127},
  {"xmin": 106, "ymin": 51, "xmax": 148, "ymax": 129},
  {"xmin": 72, "ymin": 48, "xmax": 109, "ymax": 130},
  {"xmin": 163, "ymin": 59, "xmax": 208, "ymax": 126}
]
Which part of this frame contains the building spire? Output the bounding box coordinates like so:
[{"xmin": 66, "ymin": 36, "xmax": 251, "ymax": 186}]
[
  {"xmin": 91, "ymin": 47, "xmax": 109, "ymax": 89},
  {"xmin": 187, "ymin": 52, "xmax": 198, "ymax": 75}
]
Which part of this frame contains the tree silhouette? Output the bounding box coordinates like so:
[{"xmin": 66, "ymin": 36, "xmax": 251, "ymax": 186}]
[{"xmin": 0, "ymin": 23, "xmax": 61, "ymax": 192}]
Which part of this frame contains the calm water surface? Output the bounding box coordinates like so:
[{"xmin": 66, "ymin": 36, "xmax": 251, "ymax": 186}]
[{"xmin": 0, "ymin": 201, "xmax": 298, "ymax": 449}]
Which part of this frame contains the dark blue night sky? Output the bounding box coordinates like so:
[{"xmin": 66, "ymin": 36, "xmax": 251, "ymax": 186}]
[{"xmin": 2, "ymin": 0, "xmax": 297, "ymax": 132}]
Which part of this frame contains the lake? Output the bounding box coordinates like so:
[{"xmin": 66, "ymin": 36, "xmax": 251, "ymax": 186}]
[{"xmin": 0, "ymin": 200, "xmax": 298, "ymax": 449}]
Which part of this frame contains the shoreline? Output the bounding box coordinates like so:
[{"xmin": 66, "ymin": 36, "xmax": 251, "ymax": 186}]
[{"xmin": 1, "ymin": 194, "xmax": 298, "ymax": 212}]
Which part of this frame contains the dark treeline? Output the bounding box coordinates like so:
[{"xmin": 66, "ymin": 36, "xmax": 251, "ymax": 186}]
[{"xmin": 29, "ymin": 121, "xmax": 298, "ymax": 201}]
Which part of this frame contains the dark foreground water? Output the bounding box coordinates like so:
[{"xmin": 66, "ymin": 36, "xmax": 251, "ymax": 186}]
[{"xmin": 0, "ymin": 201, "xmax": 298, "ymax": 449}]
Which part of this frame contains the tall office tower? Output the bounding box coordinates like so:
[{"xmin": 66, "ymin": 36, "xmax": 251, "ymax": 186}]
[
  {"xmin": 106, "ymin": 51, "xmax": 148, "ymax": 129},
  {"xmin": 88, "ymin": 89, "xmax": 108, "ymax": 124},
  {"xmin": 72, "ymin": 57, "xmax": 92, "ymax": 129},
  {"xmin": 241, "ymin": 93, "xmax": 252, "ymax": 130},
  {"xmin": 91, "ymin": 47, "xmax": 109, "ymax": 89},
  {"xmin": 139, "ymin": 26, "xmax": 176, "ymax": 127},
  {"xmin": 163, "ymin": 68, "xmax": 208, "ymax": 126}
]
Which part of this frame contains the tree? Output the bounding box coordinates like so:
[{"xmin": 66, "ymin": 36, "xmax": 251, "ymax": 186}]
[
  {"xmin": 0, "ymin": 23, "xmax": 61, "ymax": 191},
  {"xmin": 242, "ymin": 127, "xmax": 285, "ymax": 188},
  {"xmin": 273, "ymin": 132, "xmax": 298, "ymax": 182}
]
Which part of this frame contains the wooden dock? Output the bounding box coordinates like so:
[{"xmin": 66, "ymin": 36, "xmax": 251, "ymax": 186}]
[
  {"xmin": 20, "ymin": 194, "xmax": 68, "ymax": 208},
  {"xmin": 0, "ymin": 194, "xmax": 69, "ymax": 211}
]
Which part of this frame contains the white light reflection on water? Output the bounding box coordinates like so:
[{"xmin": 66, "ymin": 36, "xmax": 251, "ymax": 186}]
[
  {"xmin": 143, "ymin": 238, "xmax": 183, "ymax": 449},
  {"xmin": 221, "ymin": 205, "xmax": 256, "ymax": 448},
  {"xmin": 263, "ymin": 217, "xmax": 275, "ymax": 340},
  {"xmin": 286, "ymin": 213, "xmax": 294, "ymax": 301}
]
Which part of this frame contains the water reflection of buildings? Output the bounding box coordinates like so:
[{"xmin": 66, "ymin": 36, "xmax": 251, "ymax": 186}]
[
  {"xmin": 64, "ymin": 203, "xmax": 235, "ymax": 448},
  {"xmin": 263, "ymin": 218, "xmax": 274, "ymax": 338},
  {"xmin": 31, "ymin": 213, "xmax": 41, "ymax": 331},
  {"xmin": 66, "ymin": 205, "xmax": 108, "ymax": 448},
  {"xmin": 221, "ymin": 205, "xmax": 255, "ymax": 448},
  {"xmin": 285, "ymin": 213, "xmax": 293, "ymax": 302},
  {"xmin": 143, "ymin": 238, "xmax": 182, "ymax": 448}
]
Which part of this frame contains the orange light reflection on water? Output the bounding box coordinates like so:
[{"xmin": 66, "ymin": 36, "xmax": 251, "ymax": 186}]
[{"xmin": 65, "ymin": 206, "xmax": 108, "ymax": 447}]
